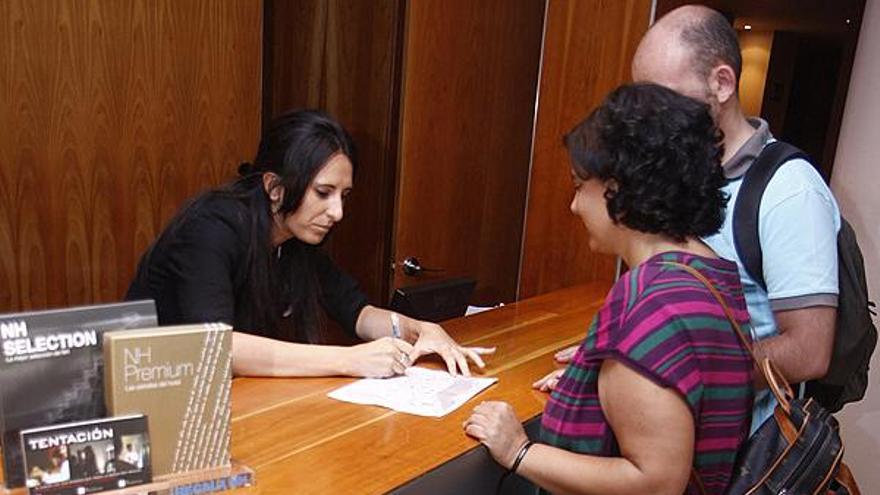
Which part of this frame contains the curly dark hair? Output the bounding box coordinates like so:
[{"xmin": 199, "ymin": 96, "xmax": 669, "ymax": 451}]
[{"xmin": 564, "ymin": 82, "xmax": 727, "ymax": 242}]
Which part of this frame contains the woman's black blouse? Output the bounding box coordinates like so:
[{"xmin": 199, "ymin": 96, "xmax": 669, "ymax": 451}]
[{"xmin": 126, "ymin": 196, "xmax": 368, "ymax": 339}]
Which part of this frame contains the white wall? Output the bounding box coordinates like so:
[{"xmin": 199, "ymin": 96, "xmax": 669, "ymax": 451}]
[{"xmin": 830, "ymin": 0, "xmax": 880, "ymax": 489}]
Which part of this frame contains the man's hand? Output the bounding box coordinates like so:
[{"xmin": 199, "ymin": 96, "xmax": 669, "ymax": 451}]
[
  {"xmin": 554, "ymin": 344, "xmax": 579, "ymax": 363},
  {"xmin": 533, "ymin": 368, "xmax": 565, "ymax": 392}
]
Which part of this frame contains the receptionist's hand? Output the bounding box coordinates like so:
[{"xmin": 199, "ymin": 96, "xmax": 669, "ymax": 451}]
[
  {"xmin": 345, "ymin": 337, "xmax": 414, "ymax": 378},
  {"xmin": 407, "ymin": 320, "xmax": 495, "ymax": 376}
]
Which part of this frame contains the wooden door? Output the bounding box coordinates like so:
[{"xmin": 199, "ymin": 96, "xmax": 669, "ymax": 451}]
[
  {"xmin": 392, "ymin": 0, "xmax": 546, "ymax": 305},
  {"xmin": 264, "ymin": 0, "xmax": 405, "ymax": 305},
  {"xmin": 518, "ymin": 0, "xmax": 653, "ymax": 299}
]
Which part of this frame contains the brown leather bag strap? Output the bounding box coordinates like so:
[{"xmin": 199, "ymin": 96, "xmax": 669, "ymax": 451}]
[
  {"xmin": 661, "ymin": 261, "xmax": 793, "ymax": 388},
  {"xmin": 661, "ymin": 261, "xmax": 757, "ymax": 360},
  {"xmin": 661, "ymin": 261, "xmax": 796, "ymax": 410},
  {"xmin": 666, "ymin": 261, "xmax": 747, "ymax": 495},
  {"xmin": 835, "ymin": 462, "xmax": 862, "ymax": 495},
  {"xmin": 662, "ymin": 261, "xmax": 858, "ymax": 495}
]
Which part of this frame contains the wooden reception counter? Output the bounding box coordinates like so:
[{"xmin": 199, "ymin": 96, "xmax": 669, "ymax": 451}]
[
  {"xmin": 0, "ymin": 282, "xmax": 609, "ymax": 494},
  {"xmin": 228, "ymin": 282, "xmax": 608, "ymax": 494}
]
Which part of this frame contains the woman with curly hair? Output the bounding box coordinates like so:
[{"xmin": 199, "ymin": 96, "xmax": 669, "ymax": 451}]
[{"xmin": 463, "ymin": 83, "xmax": 754, "ymax": 494}]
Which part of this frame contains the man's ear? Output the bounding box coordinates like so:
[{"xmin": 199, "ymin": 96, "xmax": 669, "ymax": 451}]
[
  {"xmin": 262, "ymin": 172, "xmax": 283, "ymax": 204},
  {"xmin": 708, "ymin": 64, "xmax": 738, "ymax": 105}
]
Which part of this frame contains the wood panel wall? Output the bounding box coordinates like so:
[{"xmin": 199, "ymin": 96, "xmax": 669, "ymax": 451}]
[
  {"xmin": 518, "ymin": 0, "xmax": 653, "ymax": 299},
  {"xmin": 393, "ymin": 0, "xmax": 546, "ymax": 305},
  {"xmin": 0, "ymin": 0, "xmax": 262, "ymax": 311},
  {"xmin": 265, "ymin": 0, "xmax": 404, "ymax": 304}
]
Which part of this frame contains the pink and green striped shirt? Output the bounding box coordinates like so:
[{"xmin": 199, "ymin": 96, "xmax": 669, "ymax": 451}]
[{"xmin": 541, "ymin": 252, "xmax": 753, "ymax": 494}]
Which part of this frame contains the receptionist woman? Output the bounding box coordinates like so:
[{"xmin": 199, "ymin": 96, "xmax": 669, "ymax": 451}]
[{"xmin": 127, "ymin": 110, "xmax": 492, "ymax": 378}]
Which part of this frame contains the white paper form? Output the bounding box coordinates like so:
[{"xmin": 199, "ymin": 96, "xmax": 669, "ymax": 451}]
[
  {"xmin": 326, "ymin": 366, "xmax": 498, "ymax": 417},
  {"xmin": 465, "ymin": 302, "xmax": 505, "ymax": 316}
]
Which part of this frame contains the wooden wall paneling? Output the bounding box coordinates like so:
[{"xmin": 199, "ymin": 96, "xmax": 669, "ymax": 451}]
[
  {"xmin": 265, "ymin": 0, "xmax": 404, "ymax": 305},
  {"xmin": 517, "ymin": 0, "xmax": 653, "ymax": 299},
  {"xmin": 393, "ymin": 0, "xmax": 546, "ymax": 305},
  {"xmin": 0, "ymin": 1, "xmax": 262, "ymax": 312}
]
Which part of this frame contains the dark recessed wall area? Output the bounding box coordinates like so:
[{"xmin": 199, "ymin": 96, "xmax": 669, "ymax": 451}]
[{"xmin": 656, "ymin": 0, "xmax": 866, "ymax": 181}]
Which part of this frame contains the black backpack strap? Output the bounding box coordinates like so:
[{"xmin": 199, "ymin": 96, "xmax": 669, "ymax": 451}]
[{"xmin": 732, "ymin": 141, "xmax": 811, "ymax": 291}]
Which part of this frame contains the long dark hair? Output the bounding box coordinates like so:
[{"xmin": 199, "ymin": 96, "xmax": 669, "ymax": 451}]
[{"xmin": 167, "ymin": 109, "xmax": 356, "ymax": 343}]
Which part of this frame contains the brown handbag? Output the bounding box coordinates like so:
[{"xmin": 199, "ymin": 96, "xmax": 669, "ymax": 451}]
[{"xmin": 663, "ymin": 262, "xmax": 861, "ymax": 495}]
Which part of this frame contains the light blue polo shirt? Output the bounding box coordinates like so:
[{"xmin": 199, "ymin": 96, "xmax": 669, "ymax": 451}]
[{"xmin": 702, "ymin": 118, "xmax": 840, "ymax": 433}]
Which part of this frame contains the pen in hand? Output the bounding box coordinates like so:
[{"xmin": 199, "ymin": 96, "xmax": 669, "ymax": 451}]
[
  {"xmin": 390, "ymin": 312, "xmax": 411, "ymax": 373},
  {"xmin": 391, "ymin": 312, "xmax": 401, "ymax": 340}
]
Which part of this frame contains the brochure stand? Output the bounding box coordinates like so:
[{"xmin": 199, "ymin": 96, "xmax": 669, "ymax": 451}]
[
  {"xmin": 2, "ymin": 460, "xmax": 255, "ymax": 495},
  {"xmin": 0, "ymin": 304, "xmax": 240, "ymax": 495}
]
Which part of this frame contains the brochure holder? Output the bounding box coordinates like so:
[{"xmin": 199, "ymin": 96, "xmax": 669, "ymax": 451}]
[
  {"xmin": 1, "ymin": 304, "xmax": 240, "ymax": 495},
  {"xmin": 2, "ymin": 460, "xmax": 255, "ymax": 495}
]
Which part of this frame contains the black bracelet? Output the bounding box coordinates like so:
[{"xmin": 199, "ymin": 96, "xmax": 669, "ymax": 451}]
[
  {"xmin": 495, "ymin": 441, "xmax": 534, "ymax": 495},
  {"xmin": 509, "ymin": 440, "xmax": 533, "ymax": 474}
]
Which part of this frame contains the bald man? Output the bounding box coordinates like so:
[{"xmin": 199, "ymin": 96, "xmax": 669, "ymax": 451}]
[{"xmin": 633, "ymin": 5, "xmax": 840, "ymax": 432}]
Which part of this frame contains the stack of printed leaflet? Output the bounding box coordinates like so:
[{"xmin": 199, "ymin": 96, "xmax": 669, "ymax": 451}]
[
  {"xmin": 0, "ymin": 300, "xmax": 158, "ymax": 489},
  {"xmin": 103, "ymin": 323, "xmax": 232, "ymax": 477}
]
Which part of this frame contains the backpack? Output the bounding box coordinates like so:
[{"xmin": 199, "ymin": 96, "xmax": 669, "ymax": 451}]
[
  {"xmin": 667, "ymin": 262, "xmax": 862, "ymax": 495},
  {"xmin": 732, "ymin": 140, "xmax": 878, "ymax": 412}
]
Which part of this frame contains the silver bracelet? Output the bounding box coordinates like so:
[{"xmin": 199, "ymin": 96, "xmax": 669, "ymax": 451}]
[
  {"xmin": 390, "ymin": 312, "xmax": 401, "ymax": 339},
  {"xmin": 509, "ymin": 440, "xmax": 533, "ymax": 474}
]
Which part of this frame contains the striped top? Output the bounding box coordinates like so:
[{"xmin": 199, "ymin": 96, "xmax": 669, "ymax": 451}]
[{"xmin": 540, "ymin": 252, "xmax": 753, "ymax": 494}]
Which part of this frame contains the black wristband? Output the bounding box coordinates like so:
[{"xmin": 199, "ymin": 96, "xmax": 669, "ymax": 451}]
[{"xmin": 509, "ymin": 440, "xmax": 533, "ymax": 474}]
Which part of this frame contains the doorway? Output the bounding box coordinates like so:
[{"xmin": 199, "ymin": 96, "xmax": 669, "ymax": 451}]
[
  {"xmin": 263, "ymin": 0, "xmax": 546, "ymax": 333},
  {"xmin": 654, "ymin": 0, "xmax": 866, "ymax": 181}
]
